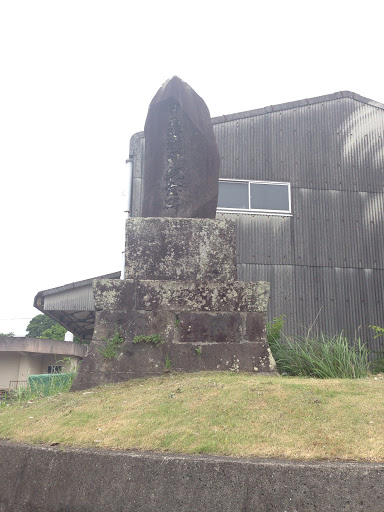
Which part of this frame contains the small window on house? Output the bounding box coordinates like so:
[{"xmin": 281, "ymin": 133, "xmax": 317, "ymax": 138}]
[
  {"xmin": 47, "ymin": 365, "xmax": 62, "ymax": 374},
  {"xmin": 217, "ymin": 179, "xmax": 291, "ymax": 215}
]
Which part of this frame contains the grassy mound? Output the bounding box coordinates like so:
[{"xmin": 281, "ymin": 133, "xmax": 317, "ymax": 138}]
[{"xmin": 1, "ymin": 372, "xmax": 383, "ymax": 462}]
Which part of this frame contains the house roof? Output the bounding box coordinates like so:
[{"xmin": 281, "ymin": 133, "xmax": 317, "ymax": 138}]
[{"xmin": 34, "ymin": 272, "xmax": 121, "ymax": 341}]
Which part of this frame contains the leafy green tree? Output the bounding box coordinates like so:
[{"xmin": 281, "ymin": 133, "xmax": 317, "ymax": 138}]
[
  {"xmin": 39, "ymin": 323, "xmax": 67, "ymax": 341},
  {"xmin": 26, "ymin": 314, "xmax": 83, "ymax": 343},
  {"xmin": 26, "ymin": 314, "xmax": 56, "ymax": 338},
  {"xmin": 0, "ymin": 332, "xmax": 14, "ymax": 337}
]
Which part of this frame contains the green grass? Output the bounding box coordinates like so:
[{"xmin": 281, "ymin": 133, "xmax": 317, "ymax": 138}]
[{"xmin": 0, "ymin": 372, "xmax": 383, "ymax": 462}]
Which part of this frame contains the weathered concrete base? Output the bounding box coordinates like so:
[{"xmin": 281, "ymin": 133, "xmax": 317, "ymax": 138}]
[
  {"xmin": 1, "ymin": 441, "xmax": 383, "ymax": 512},
  {"xmin": 71, "ymin": 278, "xmax": 274, "ymax": 391},
  {"xmin": 72, "ymin": 340, "xmax": 275, "ymax": 390}
]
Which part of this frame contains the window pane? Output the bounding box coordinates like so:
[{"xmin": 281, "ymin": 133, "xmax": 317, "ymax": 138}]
[
  {"xmin": 250, "ymin": 183, "xmax": 289, "ymax": 211},
  {"xmin": 218, "ymin": 182, "xmax": 249, "ymax": 209}
]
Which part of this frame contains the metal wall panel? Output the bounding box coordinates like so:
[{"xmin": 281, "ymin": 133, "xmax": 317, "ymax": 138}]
[
  {"xmin": 238, "ymin": 263, "xmax": 384, "ymax": 354},
  {"xmin": 217, "ymin": 212, "xmax": 293, "ymax": 265},
  {"xmin": 219, "ymin": 187, "xmax": 384, "ymax": 270},
  {"xmin": 129, "ymin": 93, "xmax": 384, "ymax": 350},
  {"xmin": 292, "ymin": 189, "xmax": 384, "ymax": 269},
  {"xmin": 214, "ymin": 98, "xmax": 384, "ymax": 193}
]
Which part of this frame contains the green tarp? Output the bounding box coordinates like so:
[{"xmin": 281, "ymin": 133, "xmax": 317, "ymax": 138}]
[{"xmin": 28, "ymin": 373, "xmax": 73, "ymax": 395}]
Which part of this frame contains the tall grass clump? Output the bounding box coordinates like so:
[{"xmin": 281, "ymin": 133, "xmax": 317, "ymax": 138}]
[
  {"xmin": 271, "ymin": 333, "xmax": 370, "ymax": 378},
  {"xmin": 267, "ymin": 318, "xmax": 370, "ymax": 378}
]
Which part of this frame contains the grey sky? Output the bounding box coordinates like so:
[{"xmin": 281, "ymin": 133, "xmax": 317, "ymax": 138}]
[{"xmin": 0, "ymin": 0, "xmax": 383, "ymax": 335}]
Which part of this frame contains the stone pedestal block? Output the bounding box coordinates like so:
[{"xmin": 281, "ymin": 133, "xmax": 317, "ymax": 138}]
[
  {"xmin": 72, "ymin": 217, "xmax": 274, "ymax": 391},
  {"xmin": 125, "ymin": 217, "xmax": 237, "ymax": 281},
  {"xmin": 71, "ymin": 278, "xmax": 275, "ymax": 391}
]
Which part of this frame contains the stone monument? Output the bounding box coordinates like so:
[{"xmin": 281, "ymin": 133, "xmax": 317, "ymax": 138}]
[
  {"xmin": 71, "ymin": 77, "xmax": 275, "ymax": 391},
  {"xmin": 142, "ymin": 76, "xmax": 220, "ymax": 218}
]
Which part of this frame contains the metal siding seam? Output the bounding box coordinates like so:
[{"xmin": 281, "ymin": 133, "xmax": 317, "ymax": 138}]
[
  {"xmin": 302, "ymin": 266, "xmax": 310, "ymax": 333},
  {"xmin": 356, "ymin": 269, "xmax": 365, "ymax": 338},
  {"xmin": 302, "ymin": 266, "xmax": 310, "ymax": 335},
  {"xmin": 333, "ymin": 190, "xmax": 342, "ymax": 268},
  {"xmin": 227, "ymin": 121, "xmax": 234, "ymax": 178},
  {"xmin": 310, "ymin": 266, "xmax": 319, "ymax": 337},
  {"xmin": 337, "ymin": 267, "xmax": 347, "ymax": 334},
  {"xmin": 230, "ymin": 120, "xmax": 237, "ymax": 178},
  {"xmin": 330, "ymin": 267, "xmax": 337, "ymax": 335},
  {"xmin": 234, "ymin": 120, "xmax": 239, "ymax": 178},
  {"xmin": 370, "ymin": 194, "xmax": 377, "ymax": 269},
  {"xmin": 257, "ymin": 116, "xmax": 265, "ymax": 180},
  {"xmin": 367, "ymin": 193, "xmax": 375, "ymax": 268},
  {"xmin": 323, "ymin": 268, "xmax": 331, "ymax": 335},
  {"xmin": 376, "ymin": 192, "xmax": 383, "ymax": 269},
  {"xmin": 376, "ymin": 193, "xmax": 380, "ymax": 269},
  {"xmin": 342, "ymin": 267, "xmax": 351, "ymax": 335},
  {"xmin": 348, "ymin": 268, "xmax": 357, "ymax": 337}
]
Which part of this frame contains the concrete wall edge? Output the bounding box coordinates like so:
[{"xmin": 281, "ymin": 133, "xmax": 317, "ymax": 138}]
[{"xmin": 0, "ymin": 440, "xmax": 383, "ymax": 511}]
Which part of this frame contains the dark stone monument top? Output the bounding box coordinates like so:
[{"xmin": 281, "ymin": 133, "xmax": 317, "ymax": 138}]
[{"xmin": 141, "ymin": 76, "xmax": 220, "ymax": 218}]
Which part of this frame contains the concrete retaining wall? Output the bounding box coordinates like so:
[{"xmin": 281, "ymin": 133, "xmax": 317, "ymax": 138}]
[{"xmin": 0, "ymin": 441, "xmax": 383, "ymax": 511}]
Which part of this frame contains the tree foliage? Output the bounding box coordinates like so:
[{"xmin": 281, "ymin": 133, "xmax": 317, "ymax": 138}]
[
  {"xmin": 0, "ymin": 332, "xmax": 14, "ymax": 337},
  {"xmin": 26, "ymin": 314, "xmax": 82, "ymax": 343},
  {"xmin": 39, "ymin": 323, "xmax": 67, "ymax": 341},
  {"xmin": 27, "ymin": 314, "xmax": 66, "ymax": 340},
  {"xmin": 26, "ymin": 314, "xmax": 57, "ymax": 338}
]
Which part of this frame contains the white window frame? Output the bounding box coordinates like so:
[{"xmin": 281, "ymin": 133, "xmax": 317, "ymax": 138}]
[{"xmin": 217, "ymin": 179, "xmax": 292, "ymax": 216}]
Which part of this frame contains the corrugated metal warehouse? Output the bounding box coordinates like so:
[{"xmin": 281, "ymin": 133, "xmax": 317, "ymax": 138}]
[{"xmin": 129, "ymin": 91, "xmax": 384, "ymax": 355}]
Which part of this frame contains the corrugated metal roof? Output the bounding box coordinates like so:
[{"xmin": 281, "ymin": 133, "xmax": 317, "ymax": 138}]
[
  {"xmin": 34, "ymin": 272, "xmax": 121, "ymax": 341},
  {"xmin": 35, "ymin": 272, "xmax": 121, "ymax": 298}
]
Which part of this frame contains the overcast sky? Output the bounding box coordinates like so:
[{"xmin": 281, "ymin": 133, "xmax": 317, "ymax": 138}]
[{"xmin": 1, "ymin": 0, "xmax": 383, "ymax": 336}]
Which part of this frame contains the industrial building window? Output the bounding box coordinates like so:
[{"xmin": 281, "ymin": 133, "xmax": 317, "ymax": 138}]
[
  {"xmin": 217, "ymin": 179, "xmax": 291, "ymax": 215},
  {"xmin": 47, "ymin": 365, "xmax": 62, "ymax": 374}
]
